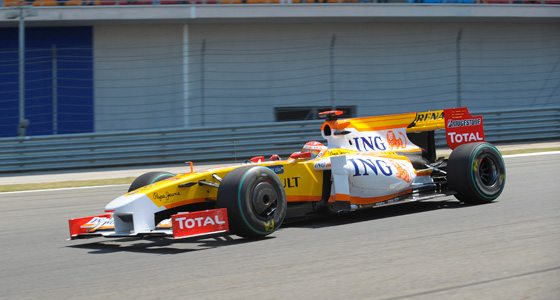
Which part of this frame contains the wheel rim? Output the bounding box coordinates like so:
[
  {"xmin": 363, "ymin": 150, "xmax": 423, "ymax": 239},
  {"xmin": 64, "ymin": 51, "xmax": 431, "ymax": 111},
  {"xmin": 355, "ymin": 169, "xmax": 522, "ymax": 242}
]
[
  {"xmin": 478, "ymin": 154, "xmax": 499, "ymax": 187},
  {"xmin": 473, "ymin": 151, "xmax": 504, "ymax": 199},
  {"xmin": 251, "ymin": 181, "xmax": 278, "ymax": 219}
]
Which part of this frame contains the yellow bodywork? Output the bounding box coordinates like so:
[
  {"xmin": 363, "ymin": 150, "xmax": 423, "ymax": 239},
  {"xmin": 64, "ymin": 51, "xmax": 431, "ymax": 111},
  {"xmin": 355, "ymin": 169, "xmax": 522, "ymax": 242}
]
[
  {"xmin": 125, "ymin": 159, "xmax": 325, "ymax": 209},
  {"xmin": 126, "ymin": 147, "xmax": 420, "ymax": 209},
  {"xmin": 322, "ymin": 109, "xmax": 445, "ymax": 133}
]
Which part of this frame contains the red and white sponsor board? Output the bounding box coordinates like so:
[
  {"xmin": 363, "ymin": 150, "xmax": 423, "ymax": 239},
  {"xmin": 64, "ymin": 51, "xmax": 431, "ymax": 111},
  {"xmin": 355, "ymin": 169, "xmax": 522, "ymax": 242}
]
[
  {"xmin": 444, "ymin": 107, "xmax": 485, "ymax": 150},
  {"xmin": 172, "ymin": 208, "xmax": 229, "ymax": 239}
]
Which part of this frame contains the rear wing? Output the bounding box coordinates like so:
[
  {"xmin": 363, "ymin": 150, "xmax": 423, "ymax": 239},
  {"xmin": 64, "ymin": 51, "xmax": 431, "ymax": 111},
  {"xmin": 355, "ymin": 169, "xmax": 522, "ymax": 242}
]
[{"xmin": 406, "ymin": 110, "xmax": 445, "ymax": 132}]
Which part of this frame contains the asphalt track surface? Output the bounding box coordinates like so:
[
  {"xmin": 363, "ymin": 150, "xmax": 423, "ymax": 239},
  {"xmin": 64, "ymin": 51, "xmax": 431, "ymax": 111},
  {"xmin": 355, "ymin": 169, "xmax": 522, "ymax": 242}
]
[{"xmin": 1, "ymin": 153, "xmax": 559, "ymax": 300}]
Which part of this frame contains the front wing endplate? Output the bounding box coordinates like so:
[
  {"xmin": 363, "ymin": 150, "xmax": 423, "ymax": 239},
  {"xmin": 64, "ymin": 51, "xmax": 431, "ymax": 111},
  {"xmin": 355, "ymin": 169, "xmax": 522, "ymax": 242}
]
[{"xmin": 68, "ymin": 209, "xmax": 229, "ymax": 240}]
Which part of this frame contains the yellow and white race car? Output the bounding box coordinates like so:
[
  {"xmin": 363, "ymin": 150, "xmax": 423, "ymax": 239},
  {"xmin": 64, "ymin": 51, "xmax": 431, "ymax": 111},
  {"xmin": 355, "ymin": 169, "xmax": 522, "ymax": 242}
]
[{"xmin": 69, "ymin": 107, "xmax": 506, "ymax": 240}]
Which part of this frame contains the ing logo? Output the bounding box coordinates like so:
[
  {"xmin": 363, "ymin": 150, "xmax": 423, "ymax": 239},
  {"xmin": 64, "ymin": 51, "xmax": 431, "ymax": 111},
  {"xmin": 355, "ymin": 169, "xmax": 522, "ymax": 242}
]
[
  {"xmin": 390, "ymin": 161, "xmax": 411, "ymax": 183},
  {"xmin": 387, "ymin": 130, "xmax": 407, "ymax": 150}
]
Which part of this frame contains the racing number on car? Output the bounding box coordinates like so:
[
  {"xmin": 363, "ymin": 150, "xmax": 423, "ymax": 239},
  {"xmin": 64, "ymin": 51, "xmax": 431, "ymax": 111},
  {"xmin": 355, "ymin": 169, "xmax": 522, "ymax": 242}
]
[{"xmin": 264, "ymin": 220, "xmax": 275, "ymax": 232}]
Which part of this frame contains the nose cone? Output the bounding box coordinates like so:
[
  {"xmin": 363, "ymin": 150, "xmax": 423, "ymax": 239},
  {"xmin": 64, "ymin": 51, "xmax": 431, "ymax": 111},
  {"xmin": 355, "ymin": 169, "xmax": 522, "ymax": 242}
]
[
  {"xmin": 104, "ymin": 192, "xmax": 163, "ymax": 233},
  {"xmin": 105, "ymin": 193, "xmax": 143, "ymax": 213}
]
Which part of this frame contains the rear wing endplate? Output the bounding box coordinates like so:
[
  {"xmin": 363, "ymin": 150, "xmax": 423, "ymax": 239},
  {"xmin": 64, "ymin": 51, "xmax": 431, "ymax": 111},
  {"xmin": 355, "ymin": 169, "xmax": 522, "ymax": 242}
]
[{"xmin": 406, "ymin": 107, "xmax": 485, "ymax": 149}]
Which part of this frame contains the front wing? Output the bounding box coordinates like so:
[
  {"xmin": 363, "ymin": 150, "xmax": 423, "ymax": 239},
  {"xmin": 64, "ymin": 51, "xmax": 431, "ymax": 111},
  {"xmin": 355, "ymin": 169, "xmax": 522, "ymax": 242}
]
[{"xmin": 68, "ymin": 208, "xmax": 229, "ymax": 240}]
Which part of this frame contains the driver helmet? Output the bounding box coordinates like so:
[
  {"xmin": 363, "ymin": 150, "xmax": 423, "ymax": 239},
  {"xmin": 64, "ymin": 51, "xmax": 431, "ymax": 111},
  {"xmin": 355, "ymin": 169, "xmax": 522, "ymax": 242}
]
[{"xmin": 301, "ymin": 141, "xmax": 327, "ymax": 159}]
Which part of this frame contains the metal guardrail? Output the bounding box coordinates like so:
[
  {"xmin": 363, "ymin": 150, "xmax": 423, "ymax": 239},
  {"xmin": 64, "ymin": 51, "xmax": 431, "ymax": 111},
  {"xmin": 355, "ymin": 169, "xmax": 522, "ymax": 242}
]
[
  {"xmin": 0, "ymin": 106, "xmax": 558, "ymax": 173},
  {"xmin": 0, "ymin": 120, "xmax": 324, "ymax": 173},
  {"xmin": 3, "ymin": 0, "xmax": 559, "ymax": 7},
  {"xmin": 2, "ymin": 0, "xmax": 560, "ymax": 6}
]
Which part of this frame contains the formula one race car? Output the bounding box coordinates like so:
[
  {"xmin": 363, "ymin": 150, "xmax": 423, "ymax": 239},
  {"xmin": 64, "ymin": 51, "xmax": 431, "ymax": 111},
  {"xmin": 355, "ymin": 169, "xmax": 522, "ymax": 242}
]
[{"xmin": 69, "ymin": 107, "xmax": 506, "ymax": 240}]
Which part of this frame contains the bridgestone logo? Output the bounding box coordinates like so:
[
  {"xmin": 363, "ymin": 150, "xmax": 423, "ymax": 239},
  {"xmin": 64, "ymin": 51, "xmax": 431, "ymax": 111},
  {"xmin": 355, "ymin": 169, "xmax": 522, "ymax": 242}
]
[{"xmin": 447, "ymin": 118, "xmax": 481, "ymax": 128}]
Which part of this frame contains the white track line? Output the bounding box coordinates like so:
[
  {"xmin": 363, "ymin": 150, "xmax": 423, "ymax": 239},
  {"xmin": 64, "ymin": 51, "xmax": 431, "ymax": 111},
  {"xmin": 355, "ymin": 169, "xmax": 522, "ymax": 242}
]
[{"xmin": 503, "ymin": 151, "xmax": 560, "ymax": 158}]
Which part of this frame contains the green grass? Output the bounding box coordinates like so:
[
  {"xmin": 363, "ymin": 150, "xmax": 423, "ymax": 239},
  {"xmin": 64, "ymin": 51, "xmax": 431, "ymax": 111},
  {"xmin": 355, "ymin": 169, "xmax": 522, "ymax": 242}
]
[
  {"xmin": 0, "ymin": 177, "xmax": 136, "ymax": 193},
  {"xmin": 1, "ymin": 147, "xmax": 558, "ymax": 193}
]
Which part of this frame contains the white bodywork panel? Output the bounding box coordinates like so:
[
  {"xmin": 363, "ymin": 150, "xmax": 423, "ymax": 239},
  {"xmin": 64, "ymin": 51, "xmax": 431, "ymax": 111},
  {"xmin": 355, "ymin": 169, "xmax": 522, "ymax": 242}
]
[
  {"xmin": 323, "ymin": 127, "xmax": 420, "ymax": 153},
  {"xmin": 327, "ymin": 154, "xmax": 417, "ymax": 201},
  {"xmin": 105, "ymin": 193, "xmax": 166, "ymax": 234}
]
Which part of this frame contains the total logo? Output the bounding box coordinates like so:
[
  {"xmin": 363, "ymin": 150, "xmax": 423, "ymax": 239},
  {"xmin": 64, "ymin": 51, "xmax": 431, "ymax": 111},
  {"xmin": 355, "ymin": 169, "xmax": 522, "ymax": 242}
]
[
  {"xmin": 171, "ymin": 208, "xmax": 229, "ymax": 238},
  {"xmin": 447, "ymin": 132, "xmax": 483, "ymax": 144},
  {"xmin": 174, "ymin": 215, "xmax": 226, "ymax": 230}
]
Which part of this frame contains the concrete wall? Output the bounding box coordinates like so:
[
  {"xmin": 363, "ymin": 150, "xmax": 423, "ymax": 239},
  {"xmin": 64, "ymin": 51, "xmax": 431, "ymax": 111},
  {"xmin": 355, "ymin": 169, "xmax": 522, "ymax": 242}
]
[
  {"xmin": 183, "ymin": 22, "xmax": 560, "ymax": 125},
  {"xmin": 54, "ymin": 7, "xmax": 559, "ymax": 130},
  {"xmin": 94, "ymin": 24, "xmax": 187, "ymax": 131}
]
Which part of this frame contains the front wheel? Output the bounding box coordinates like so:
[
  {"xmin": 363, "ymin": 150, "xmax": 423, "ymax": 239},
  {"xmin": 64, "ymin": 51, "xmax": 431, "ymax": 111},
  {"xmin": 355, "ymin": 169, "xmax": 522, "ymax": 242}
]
[
  {"xmin": 217, "ymin": 166, "xmax": 287, "ymax": 238},
  {"xmin": 447, "ymin": 142, "xmax": 506, "ymax": 204},
  {"xmin": 128, "ymin": 171, "xmax": 176, "ymax": 193}
]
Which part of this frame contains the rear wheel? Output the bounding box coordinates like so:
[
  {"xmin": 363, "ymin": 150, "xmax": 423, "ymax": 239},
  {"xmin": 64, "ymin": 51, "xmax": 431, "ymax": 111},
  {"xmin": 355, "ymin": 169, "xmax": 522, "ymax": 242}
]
[
  {"xmin": 128, "ymin": 171, "xmax": 176, "ymax": 193},
  {"xmin": 217, "ymin": 166, "xmax": 287, "ymax": 238},
  {"xmin": 447, "ymin": 142, "xmax": 506, "ymax": 204}
]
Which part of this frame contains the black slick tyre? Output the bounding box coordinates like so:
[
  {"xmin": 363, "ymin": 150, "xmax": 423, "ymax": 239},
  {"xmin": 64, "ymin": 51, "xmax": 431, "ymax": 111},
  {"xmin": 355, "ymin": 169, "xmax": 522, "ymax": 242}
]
[
  {"xmin": 128, "ymin": 171, "xmax": 176, "ymax": 193},
  {"xmin": 447, "ymin": 142, "xmax": 506, "ymax": 204},
  {"xmin": 217, "ymin": 166, "xmax": 287, "ymax": 239}
]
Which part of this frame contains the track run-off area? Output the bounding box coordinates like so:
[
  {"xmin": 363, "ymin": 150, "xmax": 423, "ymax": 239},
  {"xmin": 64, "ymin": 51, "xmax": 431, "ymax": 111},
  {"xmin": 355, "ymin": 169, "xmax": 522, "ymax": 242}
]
[{"xmin": 1, "ymin": 152, "xmax": 559, "ymax": 300}]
